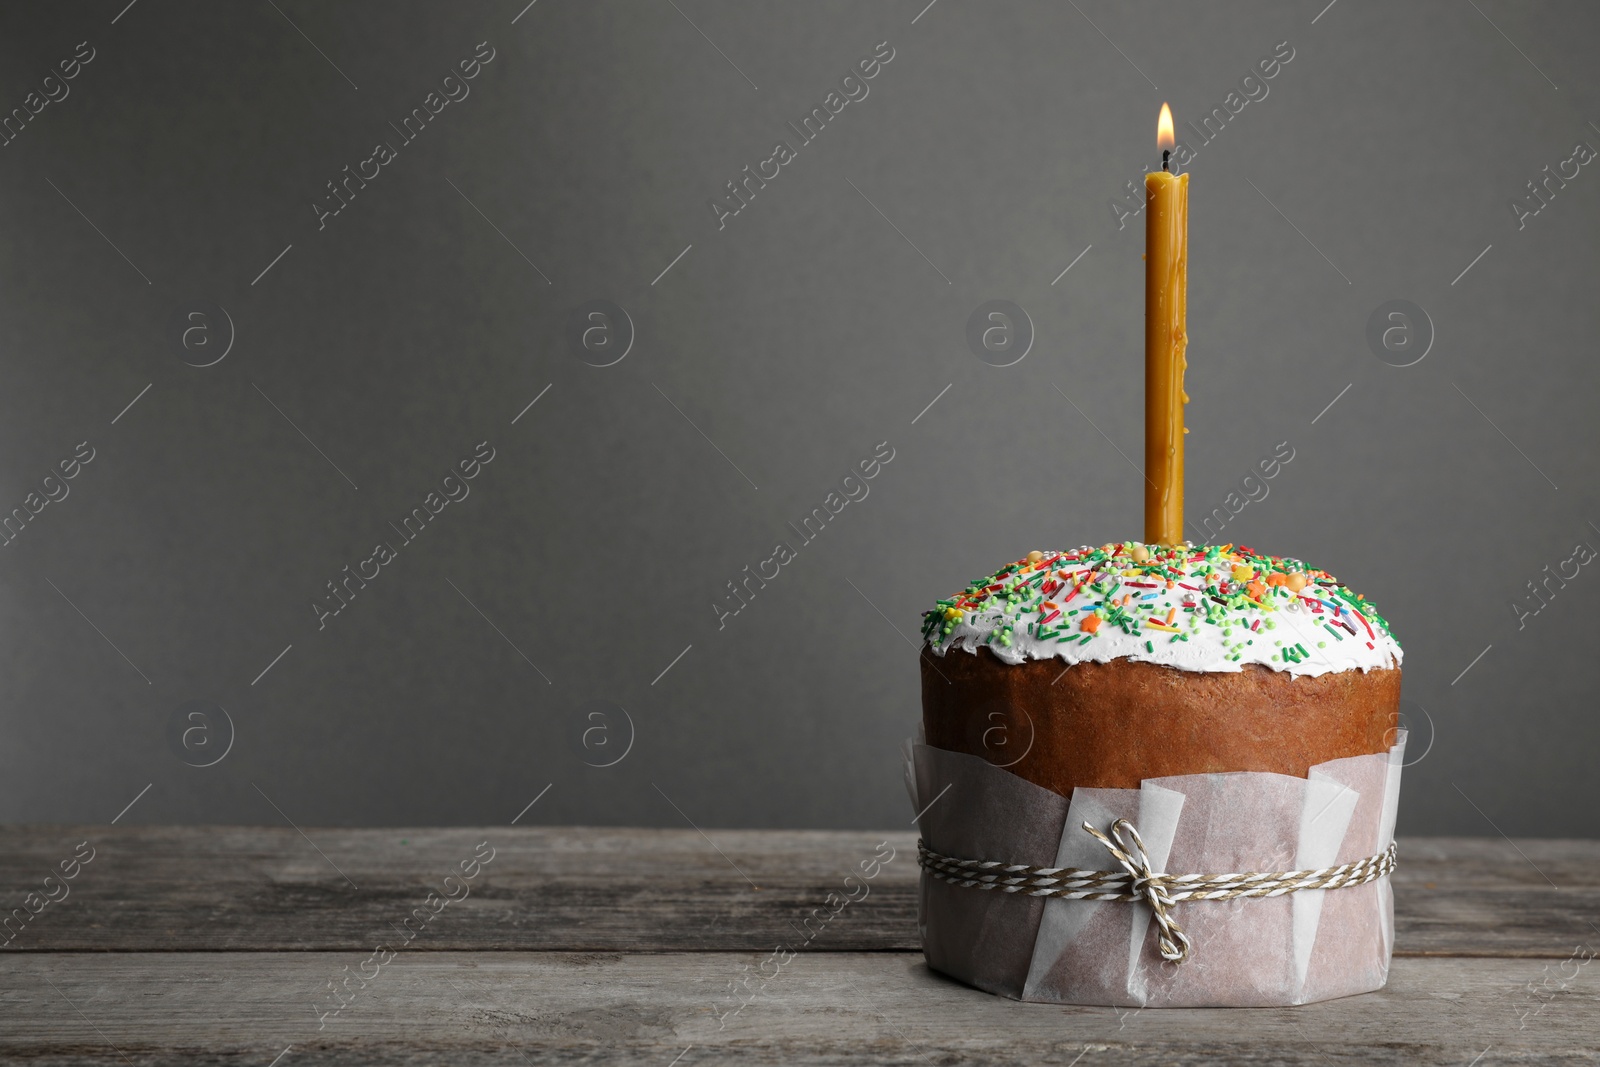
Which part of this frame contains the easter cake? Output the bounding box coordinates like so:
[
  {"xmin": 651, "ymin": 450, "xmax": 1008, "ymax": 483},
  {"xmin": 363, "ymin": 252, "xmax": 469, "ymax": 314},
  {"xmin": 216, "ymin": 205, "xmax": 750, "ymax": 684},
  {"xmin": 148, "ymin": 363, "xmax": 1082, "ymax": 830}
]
[{"xmin": 919, "ymin": 541, "xmax": 1402, "ymax": 797}]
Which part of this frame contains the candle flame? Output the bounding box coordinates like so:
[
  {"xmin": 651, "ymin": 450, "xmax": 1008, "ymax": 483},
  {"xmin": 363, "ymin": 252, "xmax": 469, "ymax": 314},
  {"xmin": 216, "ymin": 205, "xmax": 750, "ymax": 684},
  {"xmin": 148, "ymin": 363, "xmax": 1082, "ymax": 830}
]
[{"xmin": 1157, "ymin": 103, "xmax": 1175, "ymax": 150}]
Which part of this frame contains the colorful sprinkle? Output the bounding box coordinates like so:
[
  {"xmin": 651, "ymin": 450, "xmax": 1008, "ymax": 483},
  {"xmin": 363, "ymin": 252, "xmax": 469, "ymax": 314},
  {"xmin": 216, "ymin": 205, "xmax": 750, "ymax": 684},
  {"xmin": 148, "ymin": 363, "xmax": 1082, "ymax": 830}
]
[{"xmin": 921, "ymin": 542, "xmax": 1400, "ymax": 675}]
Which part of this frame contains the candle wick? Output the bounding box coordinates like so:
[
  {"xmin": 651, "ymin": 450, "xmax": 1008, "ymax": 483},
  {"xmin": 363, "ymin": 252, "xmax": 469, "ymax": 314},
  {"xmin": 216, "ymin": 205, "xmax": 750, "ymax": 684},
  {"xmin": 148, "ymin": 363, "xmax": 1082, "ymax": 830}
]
[{"xmin": 1162, "ymin": 149, "xmax": 1170, "ymax": 173}]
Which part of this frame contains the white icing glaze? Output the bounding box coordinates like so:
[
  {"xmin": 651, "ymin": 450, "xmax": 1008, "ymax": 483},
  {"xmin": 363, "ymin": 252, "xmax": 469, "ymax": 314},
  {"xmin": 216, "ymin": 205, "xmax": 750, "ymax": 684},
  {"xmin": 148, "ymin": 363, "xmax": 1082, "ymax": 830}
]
[{"xmin": 923, "ymin": 544, "xmax": 1402, "ymax": 678}]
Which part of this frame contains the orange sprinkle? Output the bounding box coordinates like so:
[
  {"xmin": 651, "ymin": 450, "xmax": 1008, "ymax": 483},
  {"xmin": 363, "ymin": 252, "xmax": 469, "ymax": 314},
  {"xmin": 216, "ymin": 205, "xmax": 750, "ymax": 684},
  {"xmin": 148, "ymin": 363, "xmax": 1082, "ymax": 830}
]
[
  {"xmin": 1080, "ymin": 615, "xmax": 1102, "ymax": 634},
  {"xmin": 1165, "ymin": 607, "xmax": 1176, "ymax": 625}
]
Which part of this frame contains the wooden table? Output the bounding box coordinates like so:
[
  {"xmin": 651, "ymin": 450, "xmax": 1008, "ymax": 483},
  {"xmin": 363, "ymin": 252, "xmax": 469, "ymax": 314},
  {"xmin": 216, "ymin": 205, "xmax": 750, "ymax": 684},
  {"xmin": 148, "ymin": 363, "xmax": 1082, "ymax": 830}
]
[{"xmin": 1, "ymin": 827, "xmax": 1595, "ymax": 1064}]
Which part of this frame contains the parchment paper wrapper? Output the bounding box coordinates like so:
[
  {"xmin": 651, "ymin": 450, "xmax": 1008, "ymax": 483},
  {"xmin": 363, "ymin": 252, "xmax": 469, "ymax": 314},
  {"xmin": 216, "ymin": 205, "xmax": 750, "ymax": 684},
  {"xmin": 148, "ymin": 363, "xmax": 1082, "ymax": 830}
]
[{"xmin": 903, "ymin": 729, "xmax": 1405, "ymax": 1007}]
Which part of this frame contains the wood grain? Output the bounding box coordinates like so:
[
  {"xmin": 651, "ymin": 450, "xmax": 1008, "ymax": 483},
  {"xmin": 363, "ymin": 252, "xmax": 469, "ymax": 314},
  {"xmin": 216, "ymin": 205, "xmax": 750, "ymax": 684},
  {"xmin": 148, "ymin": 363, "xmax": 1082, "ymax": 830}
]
[
  {"xmin": 0, "ymin": 952, "xmax": 1591, "ymax": 1065},
  {"xmin": 1, "ymin": 828, "xmax": 1596, "ymax": 956}
]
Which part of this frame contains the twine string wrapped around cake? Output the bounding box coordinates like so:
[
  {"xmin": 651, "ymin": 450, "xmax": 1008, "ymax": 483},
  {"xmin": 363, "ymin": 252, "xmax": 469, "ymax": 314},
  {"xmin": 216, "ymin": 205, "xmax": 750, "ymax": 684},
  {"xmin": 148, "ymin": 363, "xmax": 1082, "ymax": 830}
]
[{"xmin": 919, "ymin": 818, "xmax": 1399, "ymax": 965}]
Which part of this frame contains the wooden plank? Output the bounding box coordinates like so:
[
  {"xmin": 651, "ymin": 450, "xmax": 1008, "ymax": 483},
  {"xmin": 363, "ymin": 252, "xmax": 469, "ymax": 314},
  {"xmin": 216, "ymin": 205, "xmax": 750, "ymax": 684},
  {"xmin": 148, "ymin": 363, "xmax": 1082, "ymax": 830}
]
[
  {"xmin": 1, "ymin": 827, "xmax": 1596, "ymax": 956},
  {"xmin": 0, "ymin": 951, "xmax": 1591, "ymax": 1064},
  {"xmin": 0, "ymin": 826, "xmax": 918, "ymax": 954},
  {"xmin": 1397, "ymin": 836, "xmax": 1600, "ymax": 888}
]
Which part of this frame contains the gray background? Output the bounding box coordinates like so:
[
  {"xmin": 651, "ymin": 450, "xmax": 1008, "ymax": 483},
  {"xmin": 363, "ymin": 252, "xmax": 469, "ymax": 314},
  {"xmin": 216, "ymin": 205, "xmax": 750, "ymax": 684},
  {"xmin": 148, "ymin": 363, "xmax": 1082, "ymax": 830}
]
[{"xmin": 0, "ymin": 0, "xmax": 1595, "ymax": 837}]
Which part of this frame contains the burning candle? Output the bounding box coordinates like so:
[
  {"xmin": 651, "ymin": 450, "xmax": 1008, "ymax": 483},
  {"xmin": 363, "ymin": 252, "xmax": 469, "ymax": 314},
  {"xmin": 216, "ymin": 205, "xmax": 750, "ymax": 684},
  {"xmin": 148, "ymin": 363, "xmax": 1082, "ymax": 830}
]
[{"xmin": 1145, "ymin": 103, "xmax": 1189, "ymax": 547}]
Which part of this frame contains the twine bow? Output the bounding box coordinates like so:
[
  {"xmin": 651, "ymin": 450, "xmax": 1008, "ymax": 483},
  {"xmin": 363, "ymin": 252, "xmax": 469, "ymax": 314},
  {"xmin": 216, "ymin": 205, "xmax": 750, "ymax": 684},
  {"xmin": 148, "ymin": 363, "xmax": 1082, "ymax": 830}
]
[{"xmin": 1080, "ymin": 818, "xmax": 1192, "ymax": 963}]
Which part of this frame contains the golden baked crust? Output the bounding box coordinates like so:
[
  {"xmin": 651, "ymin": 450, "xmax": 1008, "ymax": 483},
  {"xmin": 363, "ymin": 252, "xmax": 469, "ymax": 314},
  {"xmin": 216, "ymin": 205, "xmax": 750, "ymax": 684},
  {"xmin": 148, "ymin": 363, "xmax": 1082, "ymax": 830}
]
[{"xmin": 921, "ymin": 645, "xmax": 1399, "ymax": 798}]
